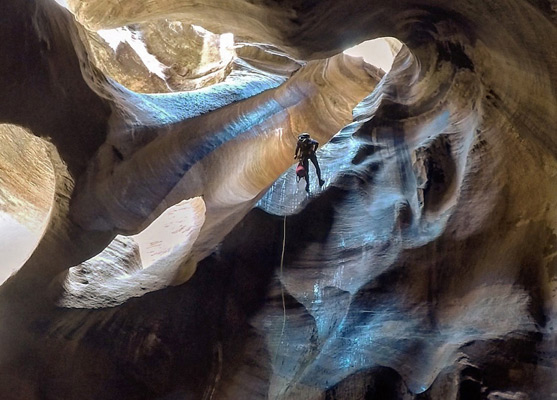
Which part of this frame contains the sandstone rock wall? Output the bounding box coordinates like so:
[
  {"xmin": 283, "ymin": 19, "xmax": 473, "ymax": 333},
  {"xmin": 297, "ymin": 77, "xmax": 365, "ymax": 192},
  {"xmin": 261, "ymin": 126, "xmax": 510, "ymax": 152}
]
[{"xmin": 0, "ymin": 0, "xmax": 555, "ymax": 399}]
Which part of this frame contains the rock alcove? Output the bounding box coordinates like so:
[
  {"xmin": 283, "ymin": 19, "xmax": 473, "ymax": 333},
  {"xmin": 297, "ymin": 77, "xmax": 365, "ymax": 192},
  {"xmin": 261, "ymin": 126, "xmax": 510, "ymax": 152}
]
[{"xmin": 0, "ymin": 0, "xmax": 556, "ymax": 399}]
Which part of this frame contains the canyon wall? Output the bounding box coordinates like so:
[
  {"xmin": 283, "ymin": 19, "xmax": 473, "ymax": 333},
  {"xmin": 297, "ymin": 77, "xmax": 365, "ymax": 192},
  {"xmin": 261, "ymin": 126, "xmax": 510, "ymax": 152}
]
[{"xmin": 0, "ymin": 0, "xmax": 556, "ymax": 399}]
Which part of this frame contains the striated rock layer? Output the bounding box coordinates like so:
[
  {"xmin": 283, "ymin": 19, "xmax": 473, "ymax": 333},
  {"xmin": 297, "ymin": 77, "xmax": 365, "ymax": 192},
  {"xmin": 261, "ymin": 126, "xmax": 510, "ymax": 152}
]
[{"xmin": 0, "ymin": 0, "xmax": 556, "ymax": 399}]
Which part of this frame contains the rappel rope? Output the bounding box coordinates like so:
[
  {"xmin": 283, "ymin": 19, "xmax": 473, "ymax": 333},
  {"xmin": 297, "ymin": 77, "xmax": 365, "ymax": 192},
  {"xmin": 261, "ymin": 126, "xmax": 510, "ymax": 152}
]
[
  {"xmin": 273, "ymin": 214, "xmax": 288, "ymax": 366},
  {"xmin": 274, "ymin": 153, "xmax": 314, "ymax": 366}
]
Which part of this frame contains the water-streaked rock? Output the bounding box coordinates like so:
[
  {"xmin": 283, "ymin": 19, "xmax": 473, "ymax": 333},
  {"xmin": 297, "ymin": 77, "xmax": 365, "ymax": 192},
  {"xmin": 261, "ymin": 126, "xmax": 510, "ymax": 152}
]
[{"xmin": 0, "ymin": 0, "xmax": 556, "ymax": 398}]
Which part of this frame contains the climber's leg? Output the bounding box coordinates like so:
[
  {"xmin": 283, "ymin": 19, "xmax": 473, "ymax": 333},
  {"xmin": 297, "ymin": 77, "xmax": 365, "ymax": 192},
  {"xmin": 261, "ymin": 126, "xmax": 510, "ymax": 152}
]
[
  {"xmin": 309, "ymin": 154, "xmax": 325, "ymax": 186},
  {"xmin": 303, "ymin": 157, "xmax": 310, "ymax": 192}
]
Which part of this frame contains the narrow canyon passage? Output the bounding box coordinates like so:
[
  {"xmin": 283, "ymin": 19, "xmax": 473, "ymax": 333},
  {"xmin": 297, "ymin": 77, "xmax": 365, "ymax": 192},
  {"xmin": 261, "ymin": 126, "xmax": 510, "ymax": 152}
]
[{"xmin": 0, "ymin": 0, "xmax": 556, "ymax": 399}]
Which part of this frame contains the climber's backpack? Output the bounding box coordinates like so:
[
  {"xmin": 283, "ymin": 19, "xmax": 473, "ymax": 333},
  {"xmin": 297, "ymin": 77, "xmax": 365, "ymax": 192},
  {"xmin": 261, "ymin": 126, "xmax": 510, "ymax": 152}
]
[{"xmin": 296, "ymin": 161, "xmax": 306, "ymax": 181}]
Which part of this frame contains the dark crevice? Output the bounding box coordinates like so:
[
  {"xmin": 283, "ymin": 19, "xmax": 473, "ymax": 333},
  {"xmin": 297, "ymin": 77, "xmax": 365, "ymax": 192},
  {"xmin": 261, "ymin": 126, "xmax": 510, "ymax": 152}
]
[{"xmin": 436, "ymin": 42, "xmax": 474, "ymax": 71}]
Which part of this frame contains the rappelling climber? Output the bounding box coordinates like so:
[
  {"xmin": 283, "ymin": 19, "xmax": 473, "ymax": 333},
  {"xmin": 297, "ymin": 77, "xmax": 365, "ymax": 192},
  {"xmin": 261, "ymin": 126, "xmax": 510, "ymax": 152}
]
[{"xmin": 294, "ymin": 133, "xmax": 325, "ymax": 193}]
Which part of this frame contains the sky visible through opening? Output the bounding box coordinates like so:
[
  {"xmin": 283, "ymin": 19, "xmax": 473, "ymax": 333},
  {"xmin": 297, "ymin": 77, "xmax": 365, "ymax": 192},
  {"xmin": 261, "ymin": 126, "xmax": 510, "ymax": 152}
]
[
  {"xmin": 343, "ymin": 37, "xmax": 401, "ymax": 73},
  {"xmin": 1, "ymin": 6, "xmax": 401, "ymax": 282}
]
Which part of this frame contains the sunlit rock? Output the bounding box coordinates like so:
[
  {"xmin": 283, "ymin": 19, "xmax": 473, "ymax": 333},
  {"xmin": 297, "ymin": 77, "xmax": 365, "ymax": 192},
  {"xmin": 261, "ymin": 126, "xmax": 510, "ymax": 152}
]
[
  {"xmin": 0, "ymin": 0, "xmax": 556, "ymax": 399},
  {"xmin": 0, "ymin": 125, "xmax": 55, "ymax": 284},
  {"xmin": 85, "ymin": 22, "xmax": 237, "ymax": 92},
  {"xmin": 58, "ymin": 197, "xmax": 206, "ymax": 308}
]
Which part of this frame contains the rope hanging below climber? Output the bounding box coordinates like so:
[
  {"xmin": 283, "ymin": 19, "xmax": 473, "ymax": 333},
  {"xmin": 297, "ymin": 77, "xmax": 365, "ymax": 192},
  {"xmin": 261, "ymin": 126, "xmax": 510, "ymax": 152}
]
[{"xmin": 274, "ymin": 132, "xmax": 326, "ymax": 363}]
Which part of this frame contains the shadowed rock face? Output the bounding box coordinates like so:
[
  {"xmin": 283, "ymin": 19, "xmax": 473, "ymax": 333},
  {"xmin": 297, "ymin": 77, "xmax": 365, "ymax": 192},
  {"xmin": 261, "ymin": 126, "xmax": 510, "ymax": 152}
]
[{"xmin": 0, "ymin": 0, "xmax": 556, "ymax": 399}]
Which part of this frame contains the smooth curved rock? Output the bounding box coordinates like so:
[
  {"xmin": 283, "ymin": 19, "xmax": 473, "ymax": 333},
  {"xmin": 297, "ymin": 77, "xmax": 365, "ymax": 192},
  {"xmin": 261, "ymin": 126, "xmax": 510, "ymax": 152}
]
[{"xmin": 0, "ymin": 0, "xmax": 556, "ymax": 398}]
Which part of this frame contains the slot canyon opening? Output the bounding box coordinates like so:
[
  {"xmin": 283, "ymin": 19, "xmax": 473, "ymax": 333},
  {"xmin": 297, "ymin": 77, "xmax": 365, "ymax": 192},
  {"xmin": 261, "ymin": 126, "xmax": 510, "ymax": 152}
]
[
  {"xmin": 0, "ymin": 125, "xmax": 56, "ymax": 285},
  {"xmin": 53, "ymin": 22, "xmax": 402, "ymax": 308},
  {"xmin": 259, "ymin": 37, "xmax": 404, "ymax": 214},
  {"xmin": 55, "ymin": 9, "xmax": 406, "ymax": 304},
  {"xmin": 60, "ymin": 197, "xmax": 206, "ymax": 308},
  {"xmin": 344, "ymin": 37, "xmax": 402, "ymax": 74},
  {"xmin": 3, "ymin": 0, "xmax": 557, "ymax": 399},
  {"xmin": 92, "ymin": 24, "xmax": 237, "ymax": 92}
]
